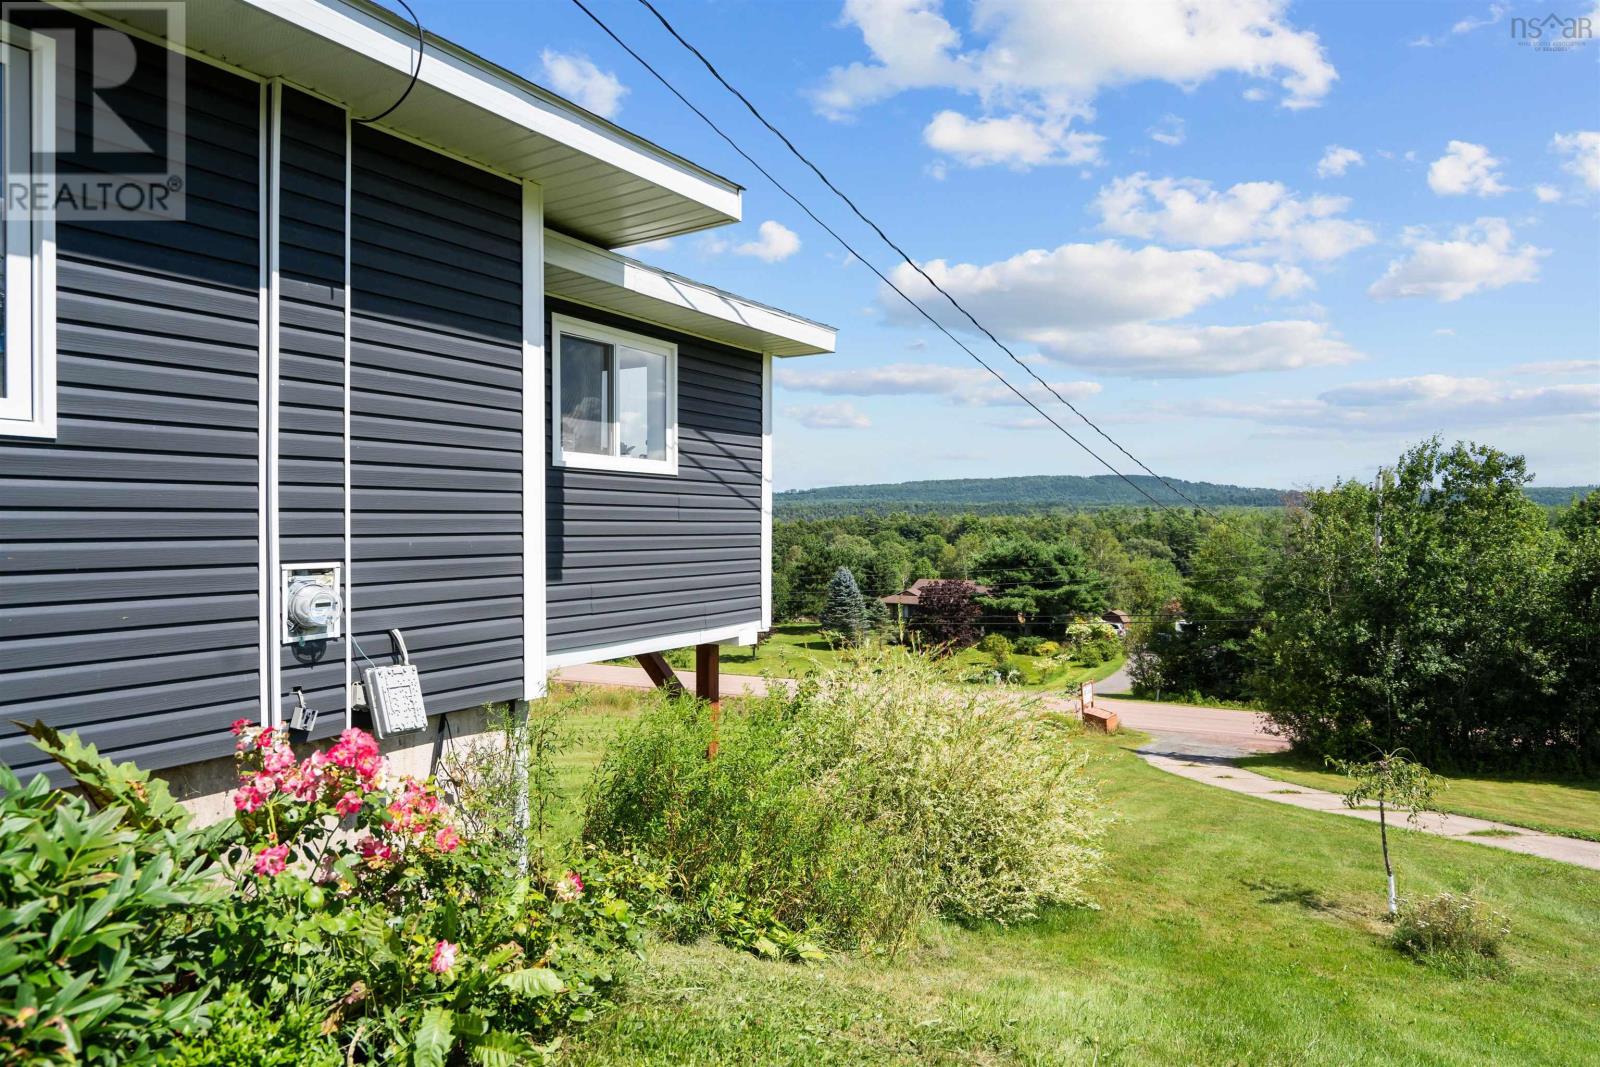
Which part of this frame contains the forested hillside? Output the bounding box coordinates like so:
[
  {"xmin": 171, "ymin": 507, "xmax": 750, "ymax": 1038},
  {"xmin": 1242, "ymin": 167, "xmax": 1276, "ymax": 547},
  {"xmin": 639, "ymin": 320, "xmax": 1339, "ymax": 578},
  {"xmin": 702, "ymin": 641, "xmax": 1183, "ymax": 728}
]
[{"xmin": 775, "ymin": 474, "xmax": 1595, "ymax": 517}]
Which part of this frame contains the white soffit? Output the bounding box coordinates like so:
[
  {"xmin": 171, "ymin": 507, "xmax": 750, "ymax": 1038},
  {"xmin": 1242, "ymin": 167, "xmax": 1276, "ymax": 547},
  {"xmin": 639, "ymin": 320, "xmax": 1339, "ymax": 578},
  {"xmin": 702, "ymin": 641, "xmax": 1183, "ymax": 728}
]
[
  {"xmin": 116, "ymin": 0, "xmax": 743, "ymax": 248},
  {"xmin": 545, "ymin": 231, "xmax": 836, "ymax": 358}
]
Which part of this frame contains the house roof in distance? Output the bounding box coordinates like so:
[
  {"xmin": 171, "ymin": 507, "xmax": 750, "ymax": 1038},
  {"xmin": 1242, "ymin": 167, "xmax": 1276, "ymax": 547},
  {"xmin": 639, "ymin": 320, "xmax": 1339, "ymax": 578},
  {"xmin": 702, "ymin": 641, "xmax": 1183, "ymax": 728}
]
[{"xmin": 881, "ymin": 578, "xmax": 991, "ymax": 606}]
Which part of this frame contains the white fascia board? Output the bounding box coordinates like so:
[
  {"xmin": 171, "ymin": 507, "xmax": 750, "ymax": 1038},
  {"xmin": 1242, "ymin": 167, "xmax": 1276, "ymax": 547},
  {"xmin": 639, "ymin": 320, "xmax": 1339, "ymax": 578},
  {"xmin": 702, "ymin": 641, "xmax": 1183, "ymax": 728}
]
[
  {"xmin": 546, "ymin": 230, "xmax": 836, "ymax": 357},
  {"xmin": 238, "ymin": 0, "xmax": 741, "ymax": 222},
  {"xmin": 545, "ymin": 621, "xmax": 761, "ymax": 671}
]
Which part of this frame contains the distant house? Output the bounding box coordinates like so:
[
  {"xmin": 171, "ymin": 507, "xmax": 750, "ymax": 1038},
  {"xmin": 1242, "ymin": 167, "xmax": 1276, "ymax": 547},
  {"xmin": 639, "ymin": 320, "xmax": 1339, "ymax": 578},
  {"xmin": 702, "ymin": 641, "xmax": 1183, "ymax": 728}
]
[
  {"xmin": 882, "ymin": 578, "xmax": 991, "ymax": 626},
  {"xmin": 1101, "ymin": 610, "xmax": 1132, "ymax": 635}
]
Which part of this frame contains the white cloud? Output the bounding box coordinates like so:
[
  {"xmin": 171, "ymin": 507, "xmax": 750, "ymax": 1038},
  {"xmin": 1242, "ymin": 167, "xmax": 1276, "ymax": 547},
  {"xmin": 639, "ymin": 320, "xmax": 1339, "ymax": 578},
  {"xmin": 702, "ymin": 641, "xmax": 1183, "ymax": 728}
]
[
  {"xmin": 1148, "ymin": 114, "xmax": 1185, "ymax": 147},
  {"xmin": 1434, "ymin": 327, "xmax": 1456, "ymax": 336},
  {"xmin": 886, "ymin": 241, "xmax": 1278, "ymax": 333},
  {"xmin": 923, "ymin": 111, "xmax": 1102, "ymax": 168},
  {"xmin": 1093, "ymin": 173, "xmax": 1376, "ymax": 261},
  {"xmin": 1368, "ymin": 218, "xmax": 1546, "ymax": 302},
  {"xmin": 1511, "ymin": 359, "xmax": 1600, "ymax": 376},
  {"xmin": 1552, "ymin": 131, "xmax": 1600, "ymax": 191},
  {"xmin": 777, "ymin": 361, "xmax": 1101, "ymax": 407},
  {"xmin": 1031, "ymin": 320, "xmax": 1361, "ymax": 377},
  {"xmin": 1316, "ymin": 145, "xmax": 1363, "ymax": 178},
  {"xmin": 1533, "ymin": 184, "xmax": 1563, "ymax": 203},
  {"xmin": 783, "ymin": 401, "xmax": 872, "ymax": 429},
  {"xmin": 1427, "ymin": 141, "xmax": 1508, "ymax": 196},
  {"xmin": 814, "ymin": 0, "xmax": 1335, "ymax": 170},
  {"xmin": 706, "ymin": 221, "xmax": 802, "ymax": 263},
  {"xmin": 1242, "ymin": 87, "xmax": 1270, "ymax": 102},
  {"xmin": 876, "ymin": 238, "xmax": 1364, "ymax": 377},
  {"xmin": 538, "ymin": 50, "xmax": 627, "ymax": 118},
  {"xmin": 1189, "ymin": 373, "xmax": 1599, "ymax": 432},
  {"xmin": 1410, "ymin": 3, "xmax": 1508, "ymax": 46}
]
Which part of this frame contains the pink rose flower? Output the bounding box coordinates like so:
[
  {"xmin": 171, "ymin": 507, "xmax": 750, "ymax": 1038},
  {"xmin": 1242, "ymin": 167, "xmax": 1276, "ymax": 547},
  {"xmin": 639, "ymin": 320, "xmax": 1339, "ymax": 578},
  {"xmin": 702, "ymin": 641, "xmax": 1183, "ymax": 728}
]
[
  {"xmin": 253, "ymin": 844, "xmax": 289, "ymax": 878},
  {"xmin": 554, "ymin": 871, "xmax": 584, "ymax": 903},
  {"xmin": 429, "ymin": 940, "xmax": 457, "ymax": 974},
  {"xmin": 433, "ymin": 825, "xmax": 460, "ymax": 853},
  {"xmin": 233, "ymin": 784, "xmax": 265, "ymax": 814},
  {"xmin": 335, "ymin": 790, "xmax": 363, "ymax": 817},
  {"xmin": 356, "ymin": 834, "xmax": 393, "ymax": 865}
]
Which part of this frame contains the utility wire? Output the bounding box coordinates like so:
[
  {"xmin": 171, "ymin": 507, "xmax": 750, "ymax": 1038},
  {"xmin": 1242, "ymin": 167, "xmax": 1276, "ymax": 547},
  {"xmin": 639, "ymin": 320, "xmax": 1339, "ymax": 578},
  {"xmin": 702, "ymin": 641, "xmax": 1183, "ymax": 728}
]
[
  {"xmin": 573, "ymin": 0, "xmax": 1376, "ymax": 589},
  {"xmin": 629, "ymin": 0, "xmax": 1215, "ymax": 516},
  {"xmin": 565, "ymin": 0, "xmax": 1178, "ymax": 515}
]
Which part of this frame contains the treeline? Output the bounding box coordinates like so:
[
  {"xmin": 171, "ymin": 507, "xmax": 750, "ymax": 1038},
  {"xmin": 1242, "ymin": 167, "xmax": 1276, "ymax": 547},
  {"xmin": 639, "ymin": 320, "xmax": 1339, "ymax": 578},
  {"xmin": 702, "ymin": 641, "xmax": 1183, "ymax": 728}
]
[
  {"xmin": 773, "ymin": 505, "xmax": 1277, "ymax": 623},
  {"xmin": 774, "ymin": 438, "xmax": 1598, "ymax": 774},
  {"xmin": 775, "ymin": 472, "xmax": 1594, "ymax": 520}
]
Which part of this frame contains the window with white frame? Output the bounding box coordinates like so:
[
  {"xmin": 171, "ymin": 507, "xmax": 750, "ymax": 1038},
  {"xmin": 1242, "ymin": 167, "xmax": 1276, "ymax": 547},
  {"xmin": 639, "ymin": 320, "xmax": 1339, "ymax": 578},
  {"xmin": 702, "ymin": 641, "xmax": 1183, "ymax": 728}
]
[
  {"xmin": 0, "ymin": 24, "xmax": 55, "ymax": 439},
  {"xmin": 552, "ymin": 315, "xmax": 677, "ymax": 475}
]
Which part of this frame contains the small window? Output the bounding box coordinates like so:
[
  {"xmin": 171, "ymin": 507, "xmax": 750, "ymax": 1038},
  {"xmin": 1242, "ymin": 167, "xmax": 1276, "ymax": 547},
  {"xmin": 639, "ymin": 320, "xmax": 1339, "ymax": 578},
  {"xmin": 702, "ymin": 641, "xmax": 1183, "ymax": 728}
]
[
  {"xmin": 552, "ymin": 315, "xmax": 676, "ymax": 475},
  {"xmin": 0, "ymin": 25, "xmax": 55, "ymax": 439}
]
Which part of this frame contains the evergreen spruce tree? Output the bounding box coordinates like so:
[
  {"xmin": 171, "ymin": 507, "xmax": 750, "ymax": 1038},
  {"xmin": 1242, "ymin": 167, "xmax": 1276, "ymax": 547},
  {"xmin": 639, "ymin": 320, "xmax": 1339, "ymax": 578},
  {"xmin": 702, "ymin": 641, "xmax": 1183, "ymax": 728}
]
[{"xmin": 820, "ymin": 566, "xmax": 869, "ymax": 646}]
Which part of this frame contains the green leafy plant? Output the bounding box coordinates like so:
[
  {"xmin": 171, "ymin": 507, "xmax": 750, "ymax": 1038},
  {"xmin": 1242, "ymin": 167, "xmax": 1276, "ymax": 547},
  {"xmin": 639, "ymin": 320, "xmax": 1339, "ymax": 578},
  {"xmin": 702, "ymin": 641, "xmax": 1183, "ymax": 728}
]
[
  {"xmin": 0, "ymin": 749, "xmax": 222, "ymax": 1065},
  {"xmin": 1390, "ymin": 891, "xmax": 1511, "ymax": 975},
  {"xmin": 162, "ymin": 984, "xmax": 341, "ymax": 1066},
  {"xmin": 584, "ymin": 652, "xmax": 1104, "ymax": 954},
  {"xmin": 1328, "ymin": 750, "xmax": 1445, "ymax": 915}
]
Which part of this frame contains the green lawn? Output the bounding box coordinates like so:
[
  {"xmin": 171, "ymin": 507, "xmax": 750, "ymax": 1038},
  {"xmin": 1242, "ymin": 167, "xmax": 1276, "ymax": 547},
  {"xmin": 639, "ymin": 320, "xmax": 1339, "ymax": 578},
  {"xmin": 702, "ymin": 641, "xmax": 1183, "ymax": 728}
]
[
  {"xmin": 547, "ymin": 688, "xmax": 1600, "ymax": 1066},
  {"xmin": 692, "ymin": 623, "xmax": 1123, "ymax": 693},
  {"xmin": 1237, "ymin": 751, "xmax": 1600, "ymax": 842}
]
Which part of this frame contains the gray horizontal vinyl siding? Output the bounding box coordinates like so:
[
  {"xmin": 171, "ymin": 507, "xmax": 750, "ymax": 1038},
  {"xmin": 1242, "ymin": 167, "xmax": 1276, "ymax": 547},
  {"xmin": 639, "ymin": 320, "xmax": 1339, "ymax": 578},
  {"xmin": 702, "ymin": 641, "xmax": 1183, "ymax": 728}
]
[
  {"xmin": 277, "ymin": 88, "xmax": 348, "ymax": 737},
  {"xmin": 0, "ymin": 30, "xmax": 262, "ymax": 780},
  {"xmin": 350, "ymin": 127, "xmax": 524, "ymax": 714},
  {"xmin": 546, "ymin": 299, "xmax": 762, "ymax": 655}
]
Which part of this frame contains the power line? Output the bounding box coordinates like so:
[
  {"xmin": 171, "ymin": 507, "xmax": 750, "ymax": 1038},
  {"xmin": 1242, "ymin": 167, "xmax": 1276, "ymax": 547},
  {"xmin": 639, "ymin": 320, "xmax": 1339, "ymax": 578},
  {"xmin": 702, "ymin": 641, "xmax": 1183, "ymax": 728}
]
[
  {"xmin": 572, "ymin": 0, "xmax": 1380, "ymax": 591},
  {"xmin": 629, "ymin": 0, "xmax": 1216, "ymax": 517},
  {"xmin": 565, "ymin": 0, "xmax": 1179, "ymax": 515}
]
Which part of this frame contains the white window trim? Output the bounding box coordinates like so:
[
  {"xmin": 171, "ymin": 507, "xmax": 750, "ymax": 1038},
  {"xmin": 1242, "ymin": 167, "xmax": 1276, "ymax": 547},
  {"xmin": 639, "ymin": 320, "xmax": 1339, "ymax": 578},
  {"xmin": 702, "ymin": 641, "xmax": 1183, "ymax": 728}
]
[
  {"xmin": 0, "ymin": 24, "xmax": 56, "ymax": 440},
  {"xmin": 550, "ymin": 312, "xmax": 678, "ymax": 476}
]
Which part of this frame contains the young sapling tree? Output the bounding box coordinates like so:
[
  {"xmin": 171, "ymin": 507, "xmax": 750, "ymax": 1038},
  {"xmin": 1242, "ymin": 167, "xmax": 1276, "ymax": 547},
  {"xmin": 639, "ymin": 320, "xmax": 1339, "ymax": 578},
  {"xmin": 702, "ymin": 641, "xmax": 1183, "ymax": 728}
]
[{"xmin": 1327, "ymin": 750, "xmax": 1444, "ymax": 915}]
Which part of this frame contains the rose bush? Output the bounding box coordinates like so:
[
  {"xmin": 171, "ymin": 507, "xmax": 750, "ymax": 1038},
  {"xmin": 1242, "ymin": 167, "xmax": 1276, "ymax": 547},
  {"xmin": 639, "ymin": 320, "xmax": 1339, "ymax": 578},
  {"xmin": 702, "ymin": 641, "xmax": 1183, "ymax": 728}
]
[{"xmin": 3, "ymin": 717, "xmax": 647, "ymax": 1066}]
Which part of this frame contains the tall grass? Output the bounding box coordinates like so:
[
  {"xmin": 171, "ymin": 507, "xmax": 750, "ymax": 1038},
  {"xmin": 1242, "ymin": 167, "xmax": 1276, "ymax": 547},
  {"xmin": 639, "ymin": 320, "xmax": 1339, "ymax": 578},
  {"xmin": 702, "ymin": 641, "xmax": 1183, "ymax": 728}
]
[{"xmin": 582, "ymin": 652, "xmax": 1104, "ymax": 951}]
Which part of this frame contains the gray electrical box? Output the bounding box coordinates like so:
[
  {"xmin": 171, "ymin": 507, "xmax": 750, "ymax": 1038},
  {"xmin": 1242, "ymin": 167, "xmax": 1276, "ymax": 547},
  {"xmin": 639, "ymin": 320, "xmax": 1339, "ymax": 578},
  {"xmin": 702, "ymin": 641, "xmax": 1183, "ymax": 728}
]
[
  {"xmin": 281, "ymin": 563, "xmax": 343, "ymax": 644},
  {"xmin": 365, "ymin": 629, "xmax": 427, "ymax": 737}
]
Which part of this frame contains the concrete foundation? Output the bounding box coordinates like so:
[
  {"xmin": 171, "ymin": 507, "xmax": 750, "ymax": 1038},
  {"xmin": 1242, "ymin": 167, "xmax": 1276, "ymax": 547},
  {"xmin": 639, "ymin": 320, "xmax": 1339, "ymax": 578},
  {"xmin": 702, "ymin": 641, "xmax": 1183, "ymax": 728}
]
[{"xmin": 162, "ymin": 704, "xmax": 508, "ymax": 825}]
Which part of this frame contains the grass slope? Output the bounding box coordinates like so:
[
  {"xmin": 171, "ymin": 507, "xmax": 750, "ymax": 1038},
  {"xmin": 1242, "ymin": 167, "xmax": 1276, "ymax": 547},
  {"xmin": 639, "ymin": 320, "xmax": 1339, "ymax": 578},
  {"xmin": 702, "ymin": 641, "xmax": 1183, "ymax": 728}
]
[
  {"xmin": 712, "ymin": 623, "xmax": 1122, "ymax": 692},
  {"xmin": 551, "ymin": 696, "xmax": 1600, "ymax": 1066},
  {"xmin": 1237, "ymin": 751, "xmax": 1600, "ymax": 842}
]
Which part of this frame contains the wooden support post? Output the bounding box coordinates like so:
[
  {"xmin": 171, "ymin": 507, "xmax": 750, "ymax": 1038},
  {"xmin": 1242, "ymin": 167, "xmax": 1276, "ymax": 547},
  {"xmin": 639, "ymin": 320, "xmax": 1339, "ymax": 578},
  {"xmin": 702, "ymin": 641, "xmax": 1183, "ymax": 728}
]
[
  {"xmin": 636, "ymin": 651, "xmax": 685, "ymax": 697},
  {"xmin": 695, "ymin": 642, "xmax": 721, "ymax": 759}
]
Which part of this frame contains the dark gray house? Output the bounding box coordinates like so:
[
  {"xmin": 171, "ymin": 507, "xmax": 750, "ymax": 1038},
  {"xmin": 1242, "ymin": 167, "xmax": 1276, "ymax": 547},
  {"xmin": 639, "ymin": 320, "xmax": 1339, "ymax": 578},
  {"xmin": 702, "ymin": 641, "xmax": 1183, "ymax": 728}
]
[{"xmin": 0, "ymin": 0, "xmax": 833, "ymax": 799}]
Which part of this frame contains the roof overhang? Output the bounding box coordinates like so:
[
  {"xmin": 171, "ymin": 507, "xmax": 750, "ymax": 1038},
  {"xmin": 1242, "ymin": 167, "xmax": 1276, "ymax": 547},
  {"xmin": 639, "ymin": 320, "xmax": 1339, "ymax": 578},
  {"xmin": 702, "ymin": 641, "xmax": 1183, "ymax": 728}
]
[
  {"xmin": 545, "ymin": 231, "xmax": 836, "ymax": 358},
  {"xmin": 89, "ymin": 0, "xmax": 743, "ymax": 248}
]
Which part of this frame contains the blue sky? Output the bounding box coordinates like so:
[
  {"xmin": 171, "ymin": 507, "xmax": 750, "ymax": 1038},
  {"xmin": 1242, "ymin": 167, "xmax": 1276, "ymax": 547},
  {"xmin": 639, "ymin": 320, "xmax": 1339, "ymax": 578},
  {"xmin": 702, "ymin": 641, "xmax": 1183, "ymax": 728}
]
[{"xmin": 404, "ymin": 0, "xmax": 1599, "ymax": 492}]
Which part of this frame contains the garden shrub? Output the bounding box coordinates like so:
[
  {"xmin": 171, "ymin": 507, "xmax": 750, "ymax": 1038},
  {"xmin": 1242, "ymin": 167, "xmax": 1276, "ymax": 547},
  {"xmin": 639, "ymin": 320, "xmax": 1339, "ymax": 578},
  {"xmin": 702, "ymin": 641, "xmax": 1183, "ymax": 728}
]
[
  {"xmin": 2, "ymin": 712, "xmax": 649, "ymax": 1066},
  {"xmin": 162, "ymin": 985, "xmax": 341, "ymax": 1067},
  {"xmin": 1035, "ymin": 640, "xmax": 1061, "ymax": 657},
  {"xmin": 583, "ymin": 652, "xmax": 1104, "ymax": 953},
  {"xmin": 1391, "ymin": 892, "xmax": 1510, "ymax": 974},
  {"xmin": 1013, "ymin": 635, "xmax": 1043, "ymax": 656},
  {"xmin": 0, "ymin": 748, "xmax": 221, "ymax": 1066}
]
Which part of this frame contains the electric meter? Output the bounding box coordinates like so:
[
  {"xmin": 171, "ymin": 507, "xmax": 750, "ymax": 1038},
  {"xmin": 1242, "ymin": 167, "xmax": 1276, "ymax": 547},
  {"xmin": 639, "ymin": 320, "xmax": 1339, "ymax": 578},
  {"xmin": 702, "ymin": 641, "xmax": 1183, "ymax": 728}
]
[{"xmin": 281, "ymin": 564, "xmax": 343, "ymax": 644}]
